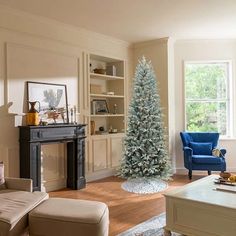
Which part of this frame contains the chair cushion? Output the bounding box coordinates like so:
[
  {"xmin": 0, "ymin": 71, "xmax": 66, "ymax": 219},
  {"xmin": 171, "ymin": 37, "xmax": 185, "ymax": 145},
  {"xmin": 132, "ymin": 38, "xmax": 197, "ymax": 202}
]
[
  {"xmin": 189, "ymin": 142, "xmax": 212, "ymax": 155},
  {"xmin": 192, "ymin": 155, "xmax": 223, "ymax": 164},
  {"xmin": 0, "ymin": 190, "xmax": 48, "ymax": 229},
  {"xmin": 29, "ymin": 198, "xmax": 109, "ymax": 236}
]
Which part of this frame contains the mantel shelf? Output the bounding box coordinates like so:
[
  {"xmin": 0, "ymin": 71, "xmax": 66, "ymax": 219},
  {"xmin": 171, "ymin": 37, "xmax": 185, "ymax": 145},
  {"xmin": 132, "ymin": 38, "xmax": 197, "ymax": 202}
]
[
  {"xmin": 90, "ymin": 93, "xmax": 124, "ymax": 98},
  {"xmin": 90, "ymin": 73, "xmax": 124, "ymax": 80}
]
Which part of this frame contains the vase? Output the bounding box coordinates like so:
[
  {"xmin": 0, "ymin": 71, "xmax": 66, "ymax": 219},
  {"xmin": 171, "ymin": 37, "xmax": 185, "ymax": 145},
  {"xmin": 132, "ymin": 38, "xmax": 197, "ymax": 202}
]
[
  {"xmin": 26, "ymin": 101, "xmax": 40, "ymax": 126},
  {"xmin": 90, "ymin": 120, "xmax": 95, "ymax": 135}
]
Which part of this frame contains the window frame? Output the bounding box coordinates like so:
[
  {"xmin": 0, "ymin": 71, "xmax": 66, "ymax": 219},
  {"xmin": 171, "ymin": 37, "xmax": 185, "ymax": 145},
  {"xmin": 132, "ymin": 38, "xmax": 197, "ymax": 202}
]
[{"xmin": 183, "ymin": 60, "xmax": 233, "ymax": 138}]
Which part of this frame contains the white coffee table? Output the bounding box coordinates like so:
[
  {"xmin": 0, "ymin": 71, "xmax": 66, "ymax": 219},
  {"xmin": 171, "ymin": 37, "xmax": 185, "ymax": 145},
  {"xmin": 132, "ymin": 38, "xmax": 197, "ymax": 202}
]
[{"xmin": 164, "ymin": 175, "xmax": 236, "ymax": 236}]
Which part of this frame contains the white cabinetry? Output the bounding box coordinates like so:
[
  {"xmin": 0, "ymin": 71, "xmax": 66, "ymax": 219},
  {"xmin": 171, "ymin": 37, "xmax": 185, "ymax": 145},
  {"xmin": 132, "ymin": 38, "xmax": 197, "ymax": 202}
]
[{"xmin": 84, "ymin": 53, "xmax": 127, "ymax": 181}]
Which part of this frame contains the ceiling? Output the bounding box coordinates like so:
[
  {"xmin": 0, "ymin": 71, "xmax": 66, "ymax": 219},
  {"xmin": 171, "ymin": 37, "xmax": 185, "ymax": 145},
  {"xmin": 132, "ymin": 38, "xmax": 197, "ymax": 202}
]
[{"xmin": 1, "ymin": 0, "xmax": 236, "ymax": 43}]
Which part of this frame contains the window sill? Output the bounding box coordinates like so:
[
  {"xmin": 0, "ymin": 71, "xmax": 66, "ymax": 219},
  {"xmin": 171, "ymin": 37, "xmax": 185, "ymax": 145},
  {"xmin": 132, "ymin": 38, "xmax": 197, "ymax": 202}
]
[{"xmin": 219, "ymin": 137, "xmax": 236, "ymax": 141}]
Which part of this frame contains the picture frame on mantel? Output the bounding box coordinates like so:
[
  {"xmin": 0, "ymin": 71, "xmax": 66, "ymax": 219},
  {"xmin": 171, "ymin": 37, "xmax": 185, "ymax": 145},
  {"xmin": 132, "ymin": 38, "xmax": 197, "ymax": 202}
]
[{"xmin": 27, "ymin": 81, "xmax": 69, "ymax": 124}]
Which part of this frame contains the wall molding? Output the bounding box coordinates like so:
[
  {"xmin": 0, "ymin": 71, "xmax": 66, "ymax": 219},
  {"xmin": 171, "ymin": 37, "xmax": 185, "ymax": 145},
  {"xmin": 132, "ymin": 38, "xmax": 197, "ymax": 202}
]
[
  {"xmin": 133, "ymin": 37, "xmax": 169, "ymax": 49},
  {"xmin": 86, "ymin": 169, "xmax": 117, "ymax": 182},
  {"xmin": 6, "ymin": 41, "xmax": 81, "ymax": 60},
  {"xmin": 0, "ymin": 4, "xmax": 132, "ymax": 53}
]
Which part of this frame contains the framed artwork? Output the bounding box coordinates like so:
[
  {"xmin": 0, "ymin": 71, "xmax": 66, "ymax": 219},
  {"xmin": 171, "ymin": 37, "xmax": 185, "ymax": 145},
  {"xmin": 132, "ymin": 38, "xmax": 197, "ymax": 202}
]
[
  {"xmin": 27, "ymin": 81, "xmax": 69, "ymax": 124},
  {"xmin": 91, "ymin": 99, "xmax": 109, "ymax": 114}
]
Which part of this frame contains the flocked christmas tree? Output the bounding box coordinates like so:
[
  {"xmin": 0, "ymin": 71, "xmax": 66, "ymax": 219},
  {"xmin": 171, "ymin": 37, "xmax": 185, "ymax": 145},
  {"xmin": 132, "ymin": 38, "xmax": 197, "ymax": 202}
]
[{"xmin": 119, "ymin": 57, "xmax": 172, "ymax": 180}]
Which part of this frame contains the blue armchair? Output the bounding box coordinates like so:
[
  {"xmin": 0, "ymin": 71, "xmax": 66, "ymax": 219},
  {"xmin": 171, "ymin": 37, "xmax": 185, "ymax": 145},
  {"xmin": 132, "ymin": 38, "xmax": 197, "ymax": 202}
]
[{"xmin": 180, "ymin": 132, "xmax": 226, "ymax": 179}]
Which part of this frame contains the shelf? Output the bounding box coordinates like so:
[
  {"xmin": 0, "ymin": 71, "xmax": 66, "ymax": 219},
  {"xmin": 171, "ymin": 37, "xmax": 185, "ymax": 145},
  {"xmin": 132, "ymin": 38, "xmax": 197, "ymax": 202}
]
[
  {"xmin": 90, "ymin": 93, "xmax": 124, "ymax": 98},
  {"xmin": 90, "ymin": 73, "xmax": 124, "ymax": 80},
  {"xmin": 90, "ymin": 114, "xmax": 124, "ymax": 117}
]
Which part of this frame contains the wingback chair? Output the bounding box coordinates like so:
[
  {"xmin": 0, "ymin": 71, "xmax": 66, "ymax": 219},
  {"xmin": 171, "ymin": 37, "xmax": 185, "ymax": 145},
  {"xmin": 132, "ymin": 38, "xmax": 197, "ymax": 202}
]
[{"xmin": 180, "ymin": 132, "xmax": 226, "ymax": 179}]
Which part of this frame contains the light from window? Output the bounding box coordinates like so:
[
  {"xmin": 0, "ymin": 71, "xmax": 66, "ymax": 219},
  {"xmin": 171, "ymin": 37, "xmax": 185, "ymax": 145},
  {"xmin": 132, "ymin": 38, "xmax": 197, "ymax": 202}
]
[{"xmin": 184, "ymin": 61, "xmax": 231, "ymax": 136}]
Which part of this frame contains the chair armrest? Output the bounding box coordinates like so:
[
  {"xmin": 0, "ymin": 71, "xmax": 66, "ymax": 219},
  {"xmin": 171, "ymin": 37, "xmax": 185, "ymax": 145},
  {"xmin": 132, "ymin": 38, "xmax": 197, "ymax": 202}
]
[
  {"xmin": 183, "ymin": 147, "xmax": 193, "ymax": 167},
  {"xmin": 5, "ymin": 177, "xmax": 33, "ymax": 192},
  {"xmin": 183, "ymin": 147, "xmax": 193, "ymax": 156}
]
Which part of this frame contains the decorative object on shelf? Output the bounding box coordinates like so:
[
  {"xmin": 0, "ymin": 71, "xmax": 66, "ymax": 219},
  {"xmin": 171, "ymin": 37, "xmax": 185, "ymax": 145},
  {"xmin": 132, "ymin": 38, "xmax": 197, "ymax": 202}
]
[
  {"xmin": 113, "ymin": 104, "xmax": 118, "ymax": 114},
  {"xmin": 70, "ymin": 107, "xmax": 74, "ymax": 124},
  {"xmin": 39, "ymin": 120, "xmax": 48, "ymax": 126},
  {"xmin": 91, "ymin": 120, "xmax": 95, "ymax": 135},
  {"xmin": 103, "ymin": 91, "xmax": 115, "ymax": 95},
  {"xmin": 26, "ymin": 101, "xmax": 40, "ymax": 126},
  {"xmin": 47, "ymin": 110, "xmax": 60, "ymax": 124},
  {"xmin": 118, "ymin": 57, "xmax": 172, "ymax": 193},
  {"xmin": 74, "ymin": 105, "xmax": 77, "ymax": 123},
  {"xmin": 99, "ymin": 126, "xmax": 104, "ymax": 132},
  {"xmin": 108, "ymin": 126, "xmax": 117, "ymax": 133},
  {"xmin": 94, "ymin": 68, "xmax": 106, "ymax": 74},
  {"xmin": 106, "ymin": 65, "xmax": 116, "ymax": 76},
  {"xmin": 27, "ymin": 81, "xmax": 68, "ymax": 124},
  {"xmin": 91, "ymin": 99, "xmax": 109, "ymax": 114},
  {"xmin": 95, "ymin": 126, "xmax": 107, "ymax": 135}
]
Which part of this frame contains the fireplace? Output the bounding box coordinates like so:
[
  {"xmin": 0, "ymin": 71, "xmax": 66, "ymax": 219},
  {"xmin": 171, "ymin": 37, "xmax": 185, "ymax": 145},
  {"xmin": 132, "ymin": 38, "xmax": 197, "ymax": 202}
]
[{"xmin": 19, "ymin": 124, "xmax": 86, "ymax": 191}]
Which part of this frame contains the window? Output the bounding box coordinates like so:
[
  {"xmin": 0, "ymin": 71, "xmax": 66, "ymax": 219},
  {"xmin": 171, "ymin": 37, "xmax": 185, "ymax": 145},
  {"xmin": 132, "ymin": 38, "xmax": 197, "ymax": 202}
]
[{"xmin": 184, "ymin": 61, "xmax": 232, "ymax": 137}]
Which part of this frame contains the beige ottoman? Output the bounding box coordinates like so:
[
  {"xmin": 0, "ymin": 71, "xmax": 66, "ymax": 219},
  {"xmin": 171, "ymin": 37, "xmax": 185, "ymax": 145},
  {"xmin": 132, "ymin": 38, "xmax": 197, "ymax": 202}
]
[{"xmin": 29, "ymin": 198, "xmax": 109, "ymax": 236}]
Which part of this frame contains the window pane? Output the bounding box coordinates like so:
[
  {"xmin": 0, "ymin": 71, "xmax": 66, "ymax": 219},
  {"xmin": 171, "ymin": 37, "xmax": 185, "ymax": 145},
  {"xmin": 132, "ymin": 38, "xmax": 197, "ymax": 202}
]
[
  {"xmin": 186, "ymin": 102, "xmax": 227, "ymax": 135},
  {"xmin": 185, "ymin": 63, "xmax": 227, "ymax": 99}
]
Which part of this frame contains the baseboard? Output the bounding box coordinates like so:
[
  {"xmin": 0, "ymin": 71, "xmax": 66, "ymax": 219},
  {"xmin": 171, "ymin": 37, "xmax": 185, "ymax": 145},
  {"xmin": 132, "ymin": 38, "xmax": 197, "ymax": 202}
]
[
  {"xmin": 86, "ymin": 169, "xmax": 117, "ymax": 182},
  {"xmin": 42, "ymin": 178, "xmax": 67, "ymax": 192},
  {"xmin": 175, "ymin": 167, "xmax": 236, "ymax": 175}
]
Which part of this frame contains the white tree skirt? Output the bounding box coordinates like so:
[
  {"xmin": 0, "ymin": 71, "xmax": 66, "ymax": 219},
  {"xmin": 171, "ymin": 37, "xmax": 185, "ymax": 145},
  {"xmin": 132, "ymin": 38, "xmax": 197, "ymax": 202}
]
[{"xmin": 121, "ymin": 178, "xmax": 168, "ymax": 194}]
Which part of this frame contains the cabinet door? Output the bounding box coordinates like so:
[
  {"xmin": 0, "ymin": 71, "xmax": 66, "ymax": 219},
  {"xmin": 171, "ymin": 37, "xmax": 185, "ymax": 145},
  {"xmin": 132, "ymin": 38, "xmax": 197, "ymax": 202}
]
[
  {"xmin": 110, "ymin": 135, "xmax": 124, "ymax": 168},
  {"xmin": 91, "ymin": 137, "xmax": 109, "ymax": 171}
]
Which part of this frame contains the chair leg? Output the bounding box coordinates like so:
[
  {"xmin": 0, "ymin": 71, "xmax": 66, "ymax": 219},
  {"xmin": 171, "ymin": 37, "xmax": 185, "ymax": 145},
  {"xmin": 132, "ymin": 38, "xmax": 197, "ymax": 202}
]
[
  {"xmin": 188, "ymin": 170, "xmax": 192, "ymax": 180},
  {"xmin": 208, "ymin": 170, "xmax": 211, "ymax": 175}
]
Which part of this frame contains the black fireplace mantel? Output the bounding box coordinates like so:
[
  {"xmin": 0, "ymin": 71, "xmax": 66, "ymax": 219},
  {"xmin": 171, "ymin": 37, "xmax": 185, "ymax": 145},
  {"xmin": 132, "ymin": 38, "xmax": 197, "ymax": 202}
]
[{"xmin": 19, "ymin": 124, "xmax": 86, "ymax": 191}]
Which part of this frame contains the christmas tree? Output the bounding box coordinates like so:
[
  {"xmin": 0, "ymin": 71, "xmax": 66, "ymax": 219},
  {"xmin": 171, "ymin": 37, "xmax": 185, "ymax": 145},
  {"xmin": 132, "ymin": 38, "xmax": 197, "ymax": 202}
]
[{"xmin": 119, "ymin": 57, "xmax": 172, "ymax": 180}]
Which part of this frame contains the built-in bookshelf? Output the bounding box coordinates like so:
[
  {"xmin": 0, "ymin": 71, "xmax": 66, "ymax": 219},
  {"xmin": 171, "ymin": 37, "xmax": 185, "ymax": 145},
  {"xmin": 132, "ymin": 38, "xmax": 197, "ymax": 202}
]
[
  {"xmin": 84, "ymin": 53, "xmax": 127, "ymax": 180},
  {"xmin": 89, "ymin": 54, "xmax": 126, "ymax": 136}
]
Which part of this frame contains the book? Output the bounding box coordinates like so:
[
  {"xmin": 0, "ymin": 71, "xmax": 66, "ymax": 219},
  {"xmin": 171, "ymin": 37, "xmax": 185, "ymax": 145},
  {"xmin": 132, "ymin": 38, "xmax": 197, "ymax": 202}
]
[{"xmin": 215, "ymin": 185, "xmax": 236, "ymax": 193}]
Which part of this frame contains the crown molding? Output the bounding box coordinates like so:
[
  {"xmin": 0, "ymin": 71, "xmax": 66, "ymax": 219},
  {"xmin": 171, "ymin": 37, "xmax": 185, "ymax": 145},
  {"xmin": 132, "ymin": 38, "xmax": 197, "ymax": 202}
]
[
  {"xmin": 133, "ymin": 37, "xmax": 170, "ymax": 49},
  {"xmin": 175, "ymin": 38, "xmax": 236, "ymax": 44},
  {"xmin": 0, "ymin": 4, "xmax": 132, "ymax": 50}
]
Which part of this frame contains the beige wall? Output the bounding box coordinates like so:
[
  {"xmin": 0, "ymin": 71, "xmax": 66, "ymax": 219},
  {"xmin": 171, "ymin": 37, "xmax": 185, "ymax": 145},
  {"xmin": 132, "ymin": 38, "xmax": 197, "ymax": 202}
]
[
  {"xmin": 174, "ymin": 39, "xmax": 236, "ymax": 174},
  {"xmin": 133, "ymin": 38, "xmax": 176, "ymax": 171},
  {"xmin": 0, "ymin": 5, "xmax": 133, "ymax": 190},
  {"xmin": 132, "ymin": 38, "xmax": 236, "ymax": 175},
  {"xmin": 133, "ymin": 38, "xmax": 169, "ymax": 129},
  {"xmin": 1, "ymin": 5, "xmax": 235, "ymax": 181}
]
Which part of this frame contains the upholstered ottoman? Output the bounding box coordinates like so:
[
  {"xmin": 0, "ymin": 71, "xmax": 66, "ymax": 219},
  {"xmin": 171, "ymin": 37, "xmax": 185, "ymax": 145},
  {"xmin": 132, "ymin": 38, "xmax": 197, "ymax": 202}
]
[{"xmin": 29, "ymin": 198, "xmax": 109, "ymax": 236}]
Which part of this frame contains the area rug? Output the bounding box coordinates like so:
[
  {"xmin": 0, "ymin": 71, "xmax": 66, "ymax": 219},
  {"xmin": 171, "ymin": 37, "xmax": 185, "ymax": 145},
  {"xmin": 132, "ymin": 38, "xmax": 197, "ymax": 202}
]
[
  {"xmin": 121, "ymin": 178, "xmax": 168, "ymax": 194},
  {"xmin": 117, "ymin": 213, "xmax": 181, "ymax": 236}
]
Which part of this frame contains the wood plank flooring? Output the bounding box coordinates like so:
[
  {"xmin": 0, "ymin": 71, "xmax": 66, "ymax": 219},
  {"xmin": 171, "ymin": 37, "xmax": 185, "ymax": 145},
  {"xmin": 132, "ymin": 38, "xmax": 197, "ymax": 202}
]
[{"xmin": 49, "ymin": 174, "xmax": 204, "ymax": 236}]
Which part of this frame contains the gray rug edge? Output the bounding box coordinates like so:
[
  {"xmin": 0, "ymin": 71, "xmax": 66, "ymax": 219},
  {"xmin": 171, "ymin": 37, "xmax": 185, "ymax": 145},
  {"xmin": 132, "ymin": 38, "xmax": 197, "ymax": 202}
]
[{"xmin": 117, "ymin": 212, "xmax": 166, "ymax": 236}]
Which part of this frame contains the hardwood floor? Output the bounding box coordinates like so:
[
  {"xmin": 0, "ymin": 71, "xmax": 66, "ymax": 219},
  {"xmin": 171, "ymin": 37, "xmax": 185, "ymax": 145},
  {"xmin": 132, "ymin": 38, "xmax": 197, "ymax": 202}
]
[{"xmin": 49, "ymin": 174, "xmax": 204, "ymax": 236}]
